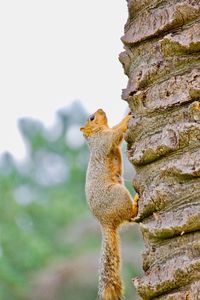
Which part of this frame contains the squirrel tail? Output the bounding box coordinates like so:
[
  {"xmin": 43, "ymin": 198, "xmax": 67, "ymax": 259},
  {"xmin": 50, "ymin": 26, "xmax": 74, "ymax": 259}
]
[{"xmin": 98, "ymin": 226, "xmax": 123, "ymax": 300}]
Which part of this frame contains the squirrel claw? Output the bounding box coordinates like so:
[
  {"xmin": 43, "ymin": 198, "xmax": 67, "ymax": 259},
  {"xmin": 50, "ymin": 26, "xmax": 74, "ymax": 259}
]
[
  {"xmin": 129, "ymin": 217, "xmax": 135, "ymax": 222},
  {"xmin": 133, "ymin": 193, "xmax": 139, "ymax": 203}
]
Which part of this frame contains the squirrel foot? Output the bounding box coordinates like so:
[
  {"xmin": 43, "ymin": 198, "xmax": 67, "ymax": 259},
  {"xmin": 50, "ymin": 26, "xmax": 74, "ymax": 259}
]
[
  {"xmin": 129, "ymin": 193, "xmax": 139, "ymax": 222},
  {"xmin": 133, "ymin": 193, "xmax": 139, "ymax": 203}
]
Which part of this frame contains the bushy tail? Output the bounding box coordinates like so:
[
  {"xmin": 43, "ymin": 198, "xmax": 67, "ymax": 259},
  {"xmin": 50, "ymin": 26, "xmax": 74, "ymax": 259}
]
[{"xmin": 98, "ymin": 226, "xmax": 123, "ymax": 300}]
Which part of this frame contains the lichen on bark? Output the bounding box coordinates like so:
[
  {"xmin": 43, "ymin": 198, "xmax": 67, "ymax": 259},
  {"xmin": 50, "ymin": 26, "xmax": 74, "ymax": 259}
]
[{"xmin": 120, "ymin": 0, "xmax": 200, "ymax": 299}]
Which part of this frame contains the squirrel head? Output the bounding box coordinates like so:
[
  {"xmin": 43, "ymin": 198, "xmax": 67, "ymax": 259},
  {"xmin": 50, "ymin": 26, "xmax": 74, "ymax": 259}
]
[{"xmin": 80, "ymin": 109, "xmax": 108, "ymax": 138}]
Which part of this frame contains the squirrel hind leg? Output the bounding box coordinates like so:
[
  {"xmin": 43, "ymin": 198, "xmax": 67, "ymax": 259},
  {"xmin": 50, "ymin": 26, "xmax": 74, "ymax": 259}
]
[{"xmin": 100, "ymin": 284, "xmax": 123, "ymax": 300}]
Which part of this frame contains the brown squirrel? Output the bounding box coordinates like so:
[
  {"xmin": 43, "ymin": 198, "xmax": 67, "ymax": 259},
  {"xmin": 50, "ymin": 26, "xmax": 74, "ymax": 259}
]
[{"xmin": 80, "ymin": 109, "xmax": 139, "ymax": 300}]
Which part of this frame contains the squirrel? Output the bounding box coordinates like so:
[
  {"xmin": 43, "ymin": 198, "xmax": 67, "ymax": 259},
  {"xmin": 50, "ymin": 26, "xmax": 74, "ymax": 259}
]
[{"xmin": 80, "ymin": 109, "xmax": 139, "ymax": 300}]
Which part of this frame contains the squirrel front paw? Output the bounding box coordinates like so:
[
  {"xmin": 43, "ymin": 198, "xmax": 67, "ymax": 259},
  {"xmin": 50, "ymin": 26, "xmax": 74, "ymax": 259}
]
[{"xmin": 122, "ymin": 114, "xmax": 132, "ymax": 132}]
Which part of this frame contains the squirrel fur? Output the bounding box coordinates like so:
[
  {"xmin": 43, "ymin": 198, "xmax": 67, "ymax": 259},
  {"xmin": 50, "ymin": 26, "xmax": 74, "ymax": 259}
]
[{"xmin": 80, "ymin": 109, "xmax": 139, "ymax": 300}]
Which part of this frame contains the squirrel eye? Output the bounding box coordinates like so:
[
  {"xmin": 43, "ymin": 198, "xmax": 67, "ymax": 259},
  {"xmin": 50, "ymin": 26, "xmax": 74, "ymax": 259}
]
[{"xmin": 89, "ymin": 114, "xmax": 95, "ymax": 121}]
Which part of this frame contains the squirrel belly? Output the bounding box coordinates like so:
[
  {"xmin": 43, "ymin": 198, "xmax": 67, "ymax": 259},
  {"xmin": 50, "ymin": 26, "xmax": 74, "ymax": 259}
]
[{"xmin": 86, "ymin": 158, "xmax": 135, "ymax": 227}]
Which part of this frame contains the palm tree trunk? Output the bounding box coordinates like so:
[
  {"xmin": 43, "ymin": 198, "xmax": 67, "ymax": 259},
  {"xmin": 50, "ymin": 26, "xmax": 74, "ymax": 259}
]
[{"xmin": 120, "ymin": 1, "xmax": 200, "ymax": 299}]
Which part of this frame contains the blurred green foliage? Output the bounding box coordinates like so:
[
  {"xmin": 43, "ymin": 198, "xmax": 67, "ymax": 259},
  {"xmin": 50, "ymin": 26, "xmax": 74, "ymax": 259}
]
[{"xmin": 0, "ymin": 102, "xmax": 143, "ymax": 300}]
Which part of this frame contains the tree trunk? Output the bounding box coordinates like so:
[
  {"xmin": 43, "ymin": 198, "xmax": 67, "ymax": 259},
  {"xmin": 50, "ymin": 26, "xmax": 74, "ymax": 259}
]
[{"xmin": 120, "ymin": 1, "xmax": 200, "ymax": 299}]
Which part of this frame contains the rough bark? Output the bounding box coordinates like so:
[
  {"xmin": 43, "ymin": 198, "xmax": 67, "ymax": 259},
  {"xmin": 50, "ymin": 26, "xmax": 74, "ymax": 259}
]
[{"xmin": 120, "ymin": 1, "xmax": 200, "ymax": 299}]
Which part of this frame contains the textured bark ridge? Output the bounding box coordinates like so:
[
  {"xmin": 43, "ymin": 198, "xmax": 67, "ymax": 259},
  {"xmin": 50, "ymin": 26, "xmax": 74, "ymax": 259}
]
[{"xmin": 120, "ymin": 1, "xmax": 200, "ymax": 299}]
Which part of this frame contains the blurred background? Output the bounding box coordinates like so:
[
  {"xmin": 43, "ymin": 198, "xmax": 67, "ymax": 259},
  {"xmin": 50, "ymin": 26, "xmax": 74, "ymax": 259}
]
[
  {"xmin": 0, "ymin": 101, "xmax": 144, "ymax": 300},
  {"xmin": 0, "ymin": 1, "xmax": 144, "ymax": 299}
]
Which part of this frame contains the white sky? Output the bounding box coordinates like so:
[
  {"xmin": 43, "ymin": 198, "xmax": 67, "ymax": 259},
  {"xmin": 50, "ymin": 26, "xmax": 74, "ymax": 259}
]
[{"xmin": 0, "ymin": 0, "xmax": 128, "ymax": 160}]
